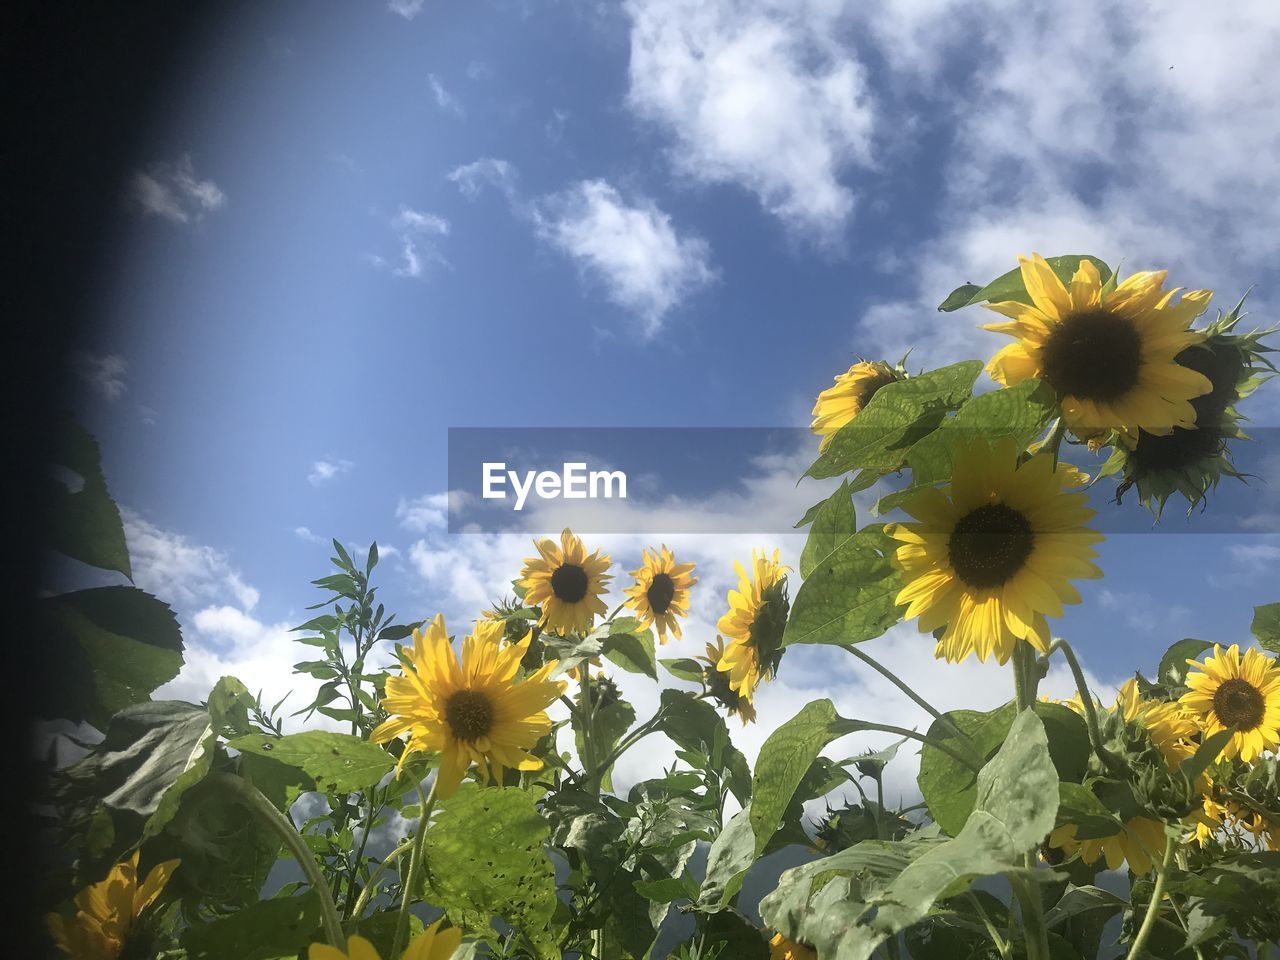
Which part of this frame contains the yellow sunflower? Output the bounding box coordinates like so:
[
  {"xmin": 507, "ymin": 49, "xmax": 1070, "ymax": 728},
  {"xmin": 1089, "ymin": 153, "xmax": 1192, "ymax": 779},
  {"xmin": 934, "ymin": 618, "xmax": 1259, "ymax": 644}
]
[
  {"xmin": 810, "ymin": 360, "xmax": 902, "ymax": 452},
  {"xmin": 716, "ymin": 549, "xmax": 790, "ymax": 706},
  {"xmin": 309, "ymin": 921, "xmax": 462, "ymax": 960},
  {"xmin": 519, "ymin": 528, "xmax": 611, "ymax": 635},
  {"xmin": 1048, "ymin": 815, "xmax": 1167, "ymax": 875},
  {"xmin": 1114, "ymin": 678, "xmax": 1200, "ymax": 768},
  {"xmin": 888, "ymin": 437, "xmax": 1103, "ymax": 664},
  {"xmin": 700, "ymin": 637, "xmax": 757, "ymax": 725},
  {"xmin": 770, "ymin": 932, "xmax": 817, "ymax": 960},
  {"xmin": 46, "ymin": 852, "xmax": 180, "ymax": 960},
  {"xmin": 982, "ymin": 253, "xmax": 1213, "ymax": 442},
  {"xmin": 1180, "ymin": 644, "xmax": 1280, "ymax": 762},
  {"xmin": 371, "ymin": 614, "xmax": 566, "ymax": 799},
  {"xmin": 624, "ymin": 545, "xmax": 697, "ymax": 643}
]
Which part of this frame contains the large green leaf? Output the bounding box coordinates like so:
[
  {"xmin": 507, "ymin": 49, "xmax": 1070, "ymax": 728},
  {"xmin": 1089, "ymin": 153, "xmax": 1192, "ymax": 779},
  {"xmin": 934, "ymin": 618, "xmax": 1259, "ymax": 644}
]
[
  {"xmin": 423, "ymin": 784, "xmax": 560, "ymax": 959},
  {"xmin": 1157, "ymin": 638, "xmax": 1215, "ymax": 687},
  {"xmin": 765, "ymin": 710, "xmax": 1061, "ymax": 960},
  {"xmin": 806, "ymin": 361, "xmax": 983, "ymax": 480},
  {"xmin": 45, "ymin": 420, "xmax": 132, "ymax": 577},
  {"xmin": 1043, "ymin": 883, "xmax": 1126, "ymax": 959},
  {"xmin": 39, "ymin": 586, "xmax": 184, "ymax": 727},
  {"xmin": 798, "ymin": 481, "xmax": 856, "ymax": 579},
  {"xmin": 937, "ymin": 255, "xmax": 1112, "ymax": 313},
  {"xmin": 918, "ymin": 701, "xmax": 1088, "ymax": 837},
  {"xmin": 1252, "ymin": 602, "xmax": 1280, "ymax": 654},
  {"xmin": 750, "ymin": 699, "xmax": 840, "ymax": 856},
  {"xmin": 698, "ymin": 806, "xmax": 757, "ymax": 908},
  {"xmin": 657, "ymin": 690, "xmax": 752, "ymax": 804},
  {"xmin": 598, "ymin": 616, "xmax": 658, "ymax": 679},
  {"xmin": 182, "ymin": 892, "xmax": 321, "ymax": 960},
  {"xmin": 227, "ymin": 731, "xmax": 394, "ymax": 793},
  {"xmin": 783, "ymin": 525, "xmax": 901, "ymax": 647}
]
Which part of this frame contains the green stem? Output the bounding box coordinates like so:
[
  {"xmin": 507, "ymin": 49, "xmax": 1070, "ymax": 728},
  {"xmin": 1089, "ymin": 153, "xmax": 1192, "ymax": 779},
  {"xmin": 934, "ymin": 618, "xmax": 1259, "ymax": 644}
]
[
  {"xmin": 1047, "ymin": 639, "xmax": 1128, "ymax": 774},
  {"xmin": 840, "ymin": 721, "xmax": 983, "ymax": 772},
  {"xmin": 966, "ymin": 892, "xmax": 1011, "ymax": 959},
  {"xmin": 840, "ymin": 644, "xmax": 979, "ymax": 753},
  {"xmin": 347, "ymin": 838, "xmax": 415, "ymax": 924},
  {"xmin": 390, "ymin": 781, "xmax": 437, "ymax": 960},
  {"xmin": 1008, "ymin": 651, "xmax": 1051, "ymax": 960},
  {"xmin": 211, "ymin": 773, "xmax": 344, "ymax": 948},
  {"xmin": 1129, "ymin": 834, "xmax": 1175, "ymax": 958}
]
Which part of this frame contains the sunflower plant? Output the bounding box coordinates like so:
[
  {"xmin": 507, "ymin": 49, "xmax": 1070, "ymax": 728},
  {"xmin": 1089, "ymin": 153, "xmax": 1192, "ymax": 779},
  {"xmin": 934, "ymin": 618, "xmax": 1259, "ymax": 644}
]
[{"xmin": 34, "ymin": 251, "xmax": 1280, "ymax": 959}]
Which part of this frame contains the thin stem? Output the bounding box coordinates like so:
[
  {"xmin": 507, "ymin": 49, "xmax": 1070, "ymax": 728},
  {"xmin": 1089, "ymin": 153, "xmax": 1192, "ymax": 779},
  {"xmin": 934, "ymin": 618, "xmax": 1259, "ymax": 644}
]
[
  {"xmin": 840, "ymin": 721, "xmax": 983, "ymax": 772},
  {"xmin": 210, "ymin": 773, "xmax": 344, "ymax": 948},
  {"xmin": 1047, "ymin": 639, "xmax": 1128, "ymax": 774},
  {"xmin": 966, "ymin": 892, "xmax": 1011, "ymax": 959},
  {"xmin": 390, "ymin": 780, "xmax": 437, "ymax": 960},
  {"xmin": 1129, "ymin": 833, "xmax": 1175, "ymax": 958},
  {"xmin": 840, "ymin": 644, "xmax": 979, "ymax": 754},
  {"xmin": 347, "ymin": 838, "xmax": 415, "ymax": 924},
  {"xmin": 1012, "ymin": 874, "xmax": 1051, "ymax": 960}
]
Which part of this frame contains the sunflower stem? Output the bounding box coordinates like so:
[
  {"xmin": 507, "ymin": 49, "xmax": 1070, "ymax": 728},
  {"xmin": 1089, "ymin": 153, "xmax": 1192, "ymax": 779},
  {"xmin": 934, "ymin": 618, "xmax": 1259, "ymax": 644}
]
[
  {"xmin": 841, "ymin": 721, "xmax": 984, "ymax": 772},
  {"xmin": 1129, "ymin": 832, "xmax": 1175, "ymax": 958},
  {"xmin": 1047, "ymin": 638, "xmax": 1129, "ymax": 774},
  {"xmin": 347, "ymin": 838, "xmax": 415, "ymax": 925},
  {"xmin": 209, "ymin": 772, "xmax": 345, "ymax": 948},
  {"xmin": 390, "ymin": 780, "xmax": 437, "ymax": 960},
  {"xmin": 840, "ymin": 643, "xmax": 981, "ymax": 761}
]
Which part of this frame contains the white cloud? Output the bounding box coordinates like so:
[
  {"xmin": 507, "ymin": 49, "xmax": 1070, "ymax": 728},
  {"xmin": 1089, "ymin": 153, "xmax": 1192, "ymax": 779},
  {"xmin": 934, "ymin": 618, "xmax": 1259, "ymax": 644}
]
[
  {"xmin": 308, "ymin": 458, "xmax": 354, "ymax": 486},
  {"xmin": 625, "ymin": 0, "xmax": 875, "ymax": 241},
  {"xmin": 128, "ymin": 154, "xmax": 226, "ymax": 224},
  {"xmin": 428, "ymin": 73, "xmax": 464, "ymax": 115},
  {"xmin": 447, "ymin": 157, "xmax": 518, "ymax": 201},
  {"xmin": 532, "ymin": 179, "xmax": 716, "ymax": 335},
  {"xmin": 396, "ymin": 492, "xmax": 451, "ymax": 532},
  {"xmin": 122, "ymin": 509, "xmax": 258, "ymax": 614},
  {"xmin": 387, "ymin": 0, "xmax": 425, "ymax": 20},
  {"xmin": 294, "ymin": 525, "xmax": 326, "ymax": 544},
  {"xmin": 372, "ymin": 207, "xmax": 450, "ymax": 279},
  {"xmin": 74, "ymin": 352, "xmax": 128, "ymax": 402}
]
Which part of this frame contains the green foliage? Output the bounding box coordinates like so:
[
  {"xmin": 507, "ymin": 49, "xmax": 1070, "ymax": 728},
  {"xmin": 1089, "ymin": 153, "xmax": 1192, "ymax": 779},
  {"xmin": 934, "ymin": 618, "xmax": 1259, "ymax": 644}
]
[
  {"xmin": 937, "ymin": 255, "xmax": 1112, "ymax": 312},
  {"xmin": 782, "ymin": 524, "xmax": 901, "ymax": 647},
  {"xmin": 227, "ymin": 731, "xmax": 395, "ymax": 794},
  {"xmin": 1253, "ymin": 602, "xmax": 1280, "ymax": 654},
  {"xmin": 797, "ymin": 480, "xmax": 856, "ymax": 579},
  {"xmin": 182, "ymin": 892, "xmax": 322, "ymax": 960},
  {"xmin": 750, "ymin": 699, "xmax": 840, "ymax": 856},
  {"xmin": 45, "ymin": 420, "xmax": 133, "ymax": 578}
]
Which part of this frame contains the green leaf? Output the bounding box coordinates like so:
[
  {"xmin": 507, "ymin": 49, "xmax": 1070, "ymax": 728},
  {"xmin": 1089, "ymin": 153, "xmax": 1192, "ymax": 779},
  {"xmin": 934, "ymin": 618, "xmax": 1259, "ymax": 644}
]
[
  {"xmin": 351, "ymin": 910, "xmax": 424, "ymax": 958},
  {"xmin": 657, "ymin": 690, "xmax": 752, "ymax": 804},
  {"xmin": 660, "ymin": 657, "xmax": 704, "ymax": 683},
  {"xmin": 423, "ymin": 784, "xmax": 560, "ymax": 960},
  {"xmin": 1252, "ymin": 602, "xmax": 1280, "ymax": 654},
  {"xmin": 750, "ymin": 699, "xmax": 840, "ymax": 856},
  {"xmin": 698, "ymin": 806, "xmax": 757, "ymax": 908},
  {"xmin": 805, "ymin": 361, "xmax": 984, "ymax": 480},
  {"xmin": 39, "ymin": 586, "xmax": 185, "ymax": 727},
  {"xmin": 1044, "ymin": 883, "xmax": 1126, "ymax": 960},
  {"xmin": 1055, "ymin": 783, "xmax": 1123, "ymax": 841},
  {"xmin": 227, "ymin": 731, "xmax": 394, "ymax": 793},
  {"xmin": 45, "ymin": 420, "xmax": 132, "ymax": 577},
  {"xmin": 600, "ymin": 617, "xmax": 658, "ymax": 679},
  {"xmin": 182, "ymin": 892, "xmax": 321, "ymax": 960},
  {"xmin": 634, "ymin": 873, "xmax": 699, "ymax": 903},
  {"xmin": 764, "ymin": 710, "xmax": 1061, "ymax": 960},
  {"xmin": 783, "ymin": 525, "xmax": 901, "ymax": 647},
  {"xmin": 1157, "ymin": 638, "xmax": 1214, "ymax": 687},
  {"xmin": 799, "ymin": 481, "xmax": 856, "ymax": 579},
  {"xmin": 937, "ymin": 255, "xmax": 1112, "ymax": 312}
]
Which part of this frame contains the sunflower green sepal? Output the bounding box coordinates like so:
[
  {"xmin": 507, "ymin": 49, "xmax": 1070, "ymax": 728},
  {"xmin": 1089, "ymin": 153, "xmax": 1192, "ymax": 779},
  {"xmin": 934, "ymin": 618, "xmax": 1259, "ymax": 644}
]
[{"xmin": 1111, "ymin": 295, "xmax": 1278, "ymax": 515}]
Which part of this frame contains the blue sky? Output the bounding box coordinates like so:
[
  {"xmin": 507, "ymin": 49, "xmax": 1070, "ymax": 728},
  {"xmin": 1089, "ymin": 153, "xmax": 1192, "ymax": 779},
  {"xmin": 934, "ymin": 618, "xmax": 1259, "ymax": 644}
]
[{"xmin": 70, "ymin": 0, "xmax": 1280, "ymax": 790}]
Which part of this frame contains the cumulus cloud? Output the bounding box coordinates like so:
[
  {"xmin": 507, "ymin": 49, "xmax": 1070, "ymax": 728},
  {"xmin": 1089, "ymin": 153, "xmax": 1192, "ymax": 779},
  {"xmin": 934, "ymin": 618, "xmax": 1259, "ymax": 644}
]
[
  {"xmin": 370, "ymin": 206, "xmax": 450, "ymax": 279},
  {"xmin": 74, "ymin": 352, "xmax": 128, "ymax": 402},
  {"xmin": 128, "ymin": 154, "xmax": 226, "ymax": 224},
  {"xmin": 396, "ymin": 492, "xmax": 452, "ymax": 532},
  {"xmin": 532, "ymin": 180, "xmax": 716, "ymax": 335},
  {"xmin": 447, "ymin": 157, "xmax": 518, "ymax": 201},
  {"xmin": 308, "ymin": 458, "xmax": 355, "ymax": 486},
  {"xmin": 122, "ymin": 509, "xmax": 259, "ymax": 614},
  {"xmin": 625, "ymin": 0, "xmax": 874, "ymax": 242}
]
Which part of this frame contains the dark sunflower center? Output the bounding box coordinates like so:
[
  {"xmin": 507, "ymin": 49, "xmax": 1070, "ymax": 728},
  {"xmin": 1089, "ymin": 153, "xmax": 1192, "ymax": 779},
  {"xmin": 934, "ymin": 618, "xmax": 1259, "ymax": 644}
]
[
  {"xmin": 857, "ymin": 373, "xmax": 896, "ymax": 406},
  {"xmin": 550, "ymin": 563, "xmax": 589, "ymax": 603},
  {"xmin": 1040, "ymin": 309, "xmax": 1142, "ymax": 402},
  {"xmin": 948, "ymin": 503, "xmax": 1036, "ymax": 589},
  {"xmin": 646, "ymin": 573, "xmax": 676, "ymax": 614},
  {"xmin": 444, "ymin": 689, "xmax": 494, "ymax": 742},
  {"xmin": 1130, "ymin": 425, "xmax": 1223, "ymax": 473},
  {"xmin": 1213, "ymin": 678, "xmax": 1266, "ymax": 730}
]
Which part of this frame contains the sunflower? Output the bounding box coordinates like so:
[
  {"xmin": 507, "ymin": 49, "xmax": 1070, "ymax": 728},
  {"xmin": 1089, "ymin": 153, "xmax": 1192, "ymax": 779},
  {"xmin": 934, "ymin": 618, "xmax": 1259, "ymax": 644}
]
[
  {"xmin": 769, "ymin": 932, "xmax": 817, "ymax": 960},
  {"xmin": 716, "ymin": 549, "xmax": 790, "ymax": 706},
  {"xmin": 371, "ymin": 614, "xmax": 566, "ymax": 799},
  {"xmin": 624, "ymin": 545, "xmax": 697, "ymax": 643},
  {"xmin": 810, "ymin": 360, "xmax": 904, "ymax": 452},
  {"xmin": 888, "ymin": 437, "xmax": 1103, "ymax": 665},
  {"xmin": 982, "ymin": 253, "xmax": 1213, "ymax": 442},
  {"xmin": 46, "ymin": 852, "xmax": 180, "ymax": 960},
  {"xmin": 309, "ymin": 921, "xmax": 462, "ymax": 960},
  {"xmin": 1048, "ymin": 815, "xmax": 1167, "ymax": 875},
  {"xmin": 1114, "ymin": 678, "xmax": 1200, "ymax": 768},
  {"xmin": 519, "ymin": 528, "xmax": 611, "ymax": 635},
  {"xmin": 699, "ymin": 636, "xmax": 757, "ymax": 725},
  {"xmin": 1180, "ymin": 644, "xmax": 1280, "ymax": 762}
]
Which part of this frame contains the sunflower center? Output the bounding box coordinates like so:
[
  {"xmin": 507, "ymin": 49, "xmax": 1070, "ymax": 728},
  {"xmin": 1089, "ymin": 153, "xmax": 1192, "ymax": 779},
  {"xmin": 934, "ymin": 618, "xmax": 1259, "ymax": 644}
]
[
  {"xmin": 444, "ymin": 689, "xmax": 494, "ymax": 742},
  {"xmin": 1130, "ymin": 425, "xmax": 1223, "ymax": 473},
  {"xmin": 948, "ymin": 503, "xmax": 1036, "ymax": 589},
  {"xmin": 857, "ymin": 372, "xmax": 897, "ymax": 406},
  {"xmin": 1213, "ymin": 678, "xmax": 1266, "ymax": 730},
  {"xmin": 1041, "ymin": 309, "xmax": 1142, "ymax": 402},
  {"xmin": 646, "ymin": 573, "xmax": 676, "ymax": 614},
  {"xmin": 551, "ymin": 563, "xmax": 589, "ymax": 603}
]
